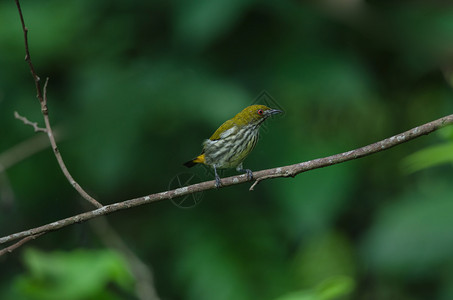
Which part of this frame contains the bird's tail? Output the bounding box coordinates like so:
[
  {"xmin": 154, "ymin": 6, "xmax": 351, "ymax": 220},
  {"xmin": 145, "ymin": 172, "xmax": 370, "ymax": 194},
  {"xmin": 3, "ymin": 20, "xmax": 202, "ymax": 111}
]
[{"xmin": 183, "ymin": 154, "xmax": 205, "ymax": 168}]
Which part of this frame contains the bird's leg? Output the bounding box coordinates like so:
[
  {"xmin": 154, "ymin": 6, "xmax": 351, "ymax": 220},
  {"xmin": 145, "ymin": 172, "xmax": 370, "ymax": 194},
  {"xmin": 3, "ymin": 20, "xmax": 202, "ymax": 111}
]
[
  {"xmin": 213, "ymin": 165, "xmax": 222, "ymax": 188},
  {"xmin": 236, "ymin": 163, "xmax": 253, "ymax": 181}
]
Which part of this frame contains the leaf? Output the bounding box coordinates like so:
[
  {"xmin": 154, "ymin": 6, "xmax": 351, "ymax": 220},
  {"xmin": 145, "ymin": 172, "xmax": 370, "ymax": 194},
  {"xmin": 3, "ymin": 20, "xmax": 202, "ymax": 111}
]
[
  {"xmin": 275, "ymin": 276, "xmax": 355, "ymax": 300},
  {"xmin": 12, "ymin": 248, "xmax": 134, "ymax": 300},
  {"xmin": 402, "ymin": 142, "xmax": 453, "ymax": 173}
]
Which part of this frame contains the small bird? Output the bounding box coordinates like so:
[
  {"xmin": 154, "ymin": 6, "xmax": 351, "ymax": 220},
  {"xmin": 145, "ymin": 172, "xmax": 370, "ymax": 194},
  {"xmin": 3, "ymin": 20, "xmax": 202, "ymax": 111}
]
[{"xmin": 184, "ymin": 104, "xmax": 282, "ymax": 187}]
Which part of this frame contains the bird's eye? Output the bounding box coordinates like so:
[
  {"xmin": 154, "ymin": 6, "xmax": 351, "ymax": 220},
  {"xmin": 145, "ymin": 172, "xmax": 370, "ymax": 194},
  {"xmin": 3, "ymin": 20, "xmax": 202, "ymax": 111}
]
[{"xmin": 257, "ymin": 109, "xmax": 264, "ymax": 115}]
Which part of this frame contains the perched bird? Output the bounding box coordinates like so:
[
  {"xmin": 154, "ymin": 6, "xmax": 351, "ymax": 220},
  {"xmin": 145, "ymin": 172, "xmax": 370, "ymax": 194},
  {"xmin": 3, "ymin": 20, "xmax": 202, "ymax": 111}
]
[{"xmin": 184, "ymin": 104, "xmax": 282, "ymax": 187}]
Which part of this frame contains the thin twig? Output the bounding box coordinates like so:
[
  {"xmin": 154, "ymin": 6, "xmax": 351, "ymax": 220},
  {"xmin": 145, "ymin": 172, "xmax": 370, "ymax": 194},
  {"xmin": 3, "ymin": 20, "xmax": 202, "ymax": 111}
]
[
  {"xmin": 14, "ymin": 0, "xmax": 42, "ymax": 103},
  {"xmin": 0, "ymin": 233, "xmax": 44, "ymax": 256},
  {"xmin": 1, "ymin": 113, "xmax": 452, "ymax": 252},
  {"xmin": 14, "ymin": 0, "xmax": 102, "ymax": 209},
  {"xmin": 41, "ymin": 80, "xmax": 102, "ymax": 208},
  {"xmin": 14, "ymin": 111, "xmax": 47, "ymax": 133}
]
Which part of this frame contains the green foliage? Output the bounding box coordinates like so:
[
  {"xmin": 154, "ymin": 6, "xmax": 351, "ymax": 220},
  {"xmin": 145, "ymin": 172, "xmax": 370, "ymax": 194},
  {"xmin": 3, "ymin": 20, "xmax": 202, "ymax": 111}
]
[
  {"xmin": 4, "ymin": 249, "xmax": 133, "ymax": 300},
  {"xmin": 402, "ymin": 142, "xmax": 453, "ymax": 173},
  {"xmin": 403, "ymin": 127, "xmax": 453, "ymax": 173},
  {"xmin": 275, "ymin": 276, "xmax": 354, "ymax": 300}
]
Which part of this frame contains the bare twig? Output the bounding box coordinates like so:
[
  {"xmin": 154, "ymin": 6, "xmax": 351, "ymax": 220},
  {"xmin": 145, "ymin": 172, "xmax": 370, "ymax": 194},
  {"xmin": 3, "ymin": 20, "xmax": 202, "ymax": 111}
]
[
  {"xmin": 0, "ymin": 233, "xmax": 44, "ymax": 256},
  {"xmin": 14, "ymin": 0, "xmax": 102, "ymax": 209},
  {"xmin": 1, "ymin": 113, "xmax": 452, "ymax": 252},
  {"xmin": 14, "ymin": 111, "xmax": 47, "ymax": 133},
  {"xmin": 12, "ymin": 6, "xmax": 155, "ymax": 297},
  {"xmin": 14, "ymin": 0, "xmax": 42, "ymax": 103}
]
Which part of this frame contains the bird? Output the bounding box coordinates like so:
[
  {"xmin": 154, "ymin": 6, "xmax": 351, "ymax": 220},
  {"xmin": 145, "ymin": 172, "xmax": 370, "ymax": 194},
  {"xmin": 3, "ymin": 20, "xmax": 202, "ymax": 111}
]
[{"xmin": 183, "ymin": 104, "xmax": 282, "ymax": 187}]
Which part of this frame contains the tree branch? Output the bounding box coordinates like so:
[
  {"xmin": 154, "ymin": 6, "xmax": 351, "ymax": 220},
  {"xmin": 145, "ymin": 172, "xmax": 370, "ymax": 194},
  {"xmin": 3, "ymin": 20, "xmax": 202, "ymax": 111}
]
[
  {"xmin": 1, "ymin": 113, "xmax": 452, "ymax": 251},
  {"xmin": 0, "ymin": 233, "xmax": 44, "ymax": 256},
  {"xmin": 14, "ymin": 111, "xmax": 47, "ymax": 133},
  {"xmin": 14, "ymin": 0, "xmax": 102, "ymax": 209}
]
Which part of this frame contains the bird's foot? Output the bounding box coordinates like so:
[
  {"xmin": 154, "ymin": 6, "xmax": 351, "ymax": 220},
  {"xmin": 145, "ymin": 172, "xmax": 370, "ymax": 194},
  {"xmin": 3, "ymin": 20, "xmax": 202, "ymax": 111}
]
[
  {"xmin": 213, "ymin": 165, "xmax": 222, "ymax": 188},
  {"xmin": 215, "ymin": 175, "xmax": 222, "ymax": 188},
  {"xmin": 244, "ymin": 169, "xmax": 253, "ymax": 181},
  {"xmin": 236, "ymin": 164, "xmax": 253, "ymax": 181}
]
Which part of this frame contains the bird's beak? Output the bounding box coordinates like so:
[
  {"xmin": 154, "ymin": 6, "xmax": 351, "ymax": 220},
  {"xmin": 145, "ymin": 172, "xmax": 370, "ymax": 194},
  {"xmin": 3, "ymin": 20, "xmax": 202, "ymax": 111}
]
[{"xmin": 265, "ymin": 109, "xmax": 283, "ymax": 117}]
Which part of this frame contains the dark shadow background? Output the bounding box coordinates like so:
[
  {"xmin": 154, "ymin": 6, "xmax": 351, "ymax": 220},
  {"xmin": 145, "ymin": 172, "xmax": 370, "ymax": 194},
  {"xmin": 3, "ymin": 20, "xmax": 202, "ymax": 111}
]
[{"xmin": 1, "ymin": 0, "xmax": 453, "ymax": 299}]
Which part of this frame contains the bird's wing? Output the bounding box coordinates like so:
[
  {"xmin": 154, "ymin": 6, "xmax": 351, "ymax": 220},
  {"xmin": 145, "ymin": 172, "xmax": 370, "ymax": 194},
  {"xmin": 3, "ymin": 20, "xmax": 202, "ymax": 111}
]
[{"xmin": 209, "ymin": 119, "xmax": 237, "ymax": 140}]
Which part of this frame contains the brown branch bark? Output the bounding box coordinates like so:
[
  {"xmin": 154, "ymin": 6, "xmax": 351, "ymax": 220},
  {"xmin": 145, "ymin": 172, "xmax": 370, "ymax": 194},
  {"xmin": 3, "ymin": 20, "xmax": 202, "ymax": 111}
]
[
  {"xmin": 0, "ymin": 233, "xmax": 44, "ymax": 256},
  {"xmin": 1, "ymin": 113, "xmax": 452, "ymax": 250},
  {"xmin": 14, "ymin": 0, "xmax": 102, "ymax": 209}
]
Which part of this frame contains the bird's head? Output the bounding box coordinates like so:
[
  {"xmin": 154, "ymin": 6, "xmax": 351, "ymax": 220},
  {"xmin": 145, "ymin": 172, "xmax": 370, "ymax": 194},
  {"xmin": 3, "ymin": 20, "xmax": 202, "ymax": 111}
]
[{"xmin": 233, "ymin": 105, "xmax": 282, "ymax": 126}]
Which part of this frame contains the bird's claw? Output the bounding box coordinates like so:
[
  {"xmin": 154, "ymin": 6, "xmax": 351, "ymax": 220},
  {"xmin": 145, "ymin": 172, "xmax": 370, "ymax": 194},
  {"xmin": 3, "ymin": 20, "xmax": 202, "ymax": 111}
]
[
  {"xmin": 245, "ymin": 169, "xmax": 253, "ymax": 181},
  {"xmin": 215, "ymin": 176, "xmax": 222, "ymax": 188}
]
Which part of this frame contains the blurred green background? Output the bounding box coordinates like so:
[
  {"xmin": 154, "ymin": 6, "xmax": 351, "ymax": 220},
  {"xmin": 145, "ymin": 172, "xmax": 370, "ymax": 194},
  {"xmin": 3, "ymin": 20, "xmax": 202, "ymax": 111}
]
[{"xmin": 1, "ymin": 0, "xmax": 453, "ymax": 299}]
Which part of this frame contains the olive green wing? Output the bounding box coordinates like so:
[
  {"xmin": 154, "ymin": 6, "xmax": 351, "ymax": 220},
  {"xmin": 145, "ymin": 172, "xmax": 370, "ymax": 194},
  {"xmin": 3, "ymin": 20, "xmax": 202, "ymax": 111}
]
[{"xmin": 209, "ymin": 119, "xmax": 238, "ymax": 140}]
